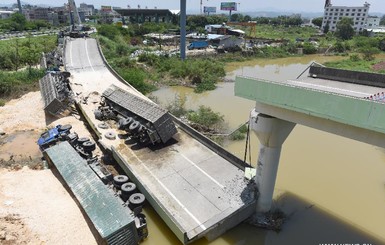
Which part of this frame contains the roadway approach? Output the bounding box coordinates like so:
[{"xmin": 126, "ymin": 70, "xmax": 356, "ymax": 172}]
[
  {"xmin": 235, "ymin": 65, "xmax": 385, "ymax": 212},
  {"xmin": 64, "ymin": 37, "xmax": 256, "ymax": 244}
]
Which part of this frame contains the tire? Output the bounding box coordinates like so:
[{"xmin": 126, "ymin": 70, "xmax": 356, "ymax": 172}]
[
  {"xmin": 77, "ymin": 137, "xmax": 90, "ymax": 145},
  {"xmin": 121, "ymin": 182, "xmax": 136, "ymax": 196},
  {"xmin": 58, "ymin": 124, "xmax": 72, "ymax": 132},
  {"xmin": 118, "ymin": 118, "xmax": 126, "ymax": 129},
  {"xmin": 104, "ymin": 132, "xmax": 116, "ymax": 140},
  {"xmin": 129, "ymin": 121, "xmax": 140, "ymax": 131},
  {"xmin": 94, "ymin": 110, "xmax": 103, "ymax": 120},
  {"xmin": 119, "ymin": 117, "xmax": 133, "ymax": 130},
  {"xmin": 82, "ymin": 141, "xmax": 96, "ymax": 152},
  {"xmin": 97, "ymin": 122, "xmax": 109, "ymax": 129},
  {"xmin": 129, "ymin": 193, "xmax": 145, "ymax": 208},
  {"xmin": 114, "ymin": 175, "xmax": 129, "ymax": 188}
]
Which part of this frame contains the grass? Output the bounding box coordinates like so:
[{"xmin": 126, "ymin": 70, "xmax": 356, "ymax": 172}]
[
  {"xmin": 0, "ymin": 69, "xmax": 45, "ymax": 100},
  {"xmin": 253, "ymin": 25, "xmax": 319, "ymax": 41},
  {"xmin": 324, "ymin": 54, "xmax": 385, "ymax": 73},
  {"xmin": 0, "ymin": 35, "xmax": 57, "ymax": 70}
]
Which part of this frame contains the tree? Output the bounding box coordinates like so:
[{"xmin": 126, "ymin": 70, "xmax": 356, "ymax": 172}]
[
  {"xmin": 379, "ymin": 38, "xmax": 385, "ymax": 51},
  {"xmin": 10, "ymin": 12, "xmax": 26, "ymax": 31},
  {"xmin": 312, "ymin": 17, "xmax": 323, "ymax": 28},
  {"xmin": 336, "ymin": 17, "xmax": 354, "ymax": 40},
  {"xmin": 323, "ymin": 21, "xmax": 330, "ymax": 34}
]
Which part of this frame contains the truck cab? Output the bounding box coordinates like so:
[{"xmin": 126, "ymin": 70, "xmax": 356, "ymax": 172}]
[{"xmin": 37, "ymin": 124, "xmax": 72, "ymax": 150}]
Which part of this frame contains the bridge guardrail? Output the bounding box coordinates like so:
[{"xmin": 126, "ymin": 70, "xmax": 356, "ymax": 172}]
[{"xmin": 94, "ymin": 37, "xmax": 248, "ymax": 171}]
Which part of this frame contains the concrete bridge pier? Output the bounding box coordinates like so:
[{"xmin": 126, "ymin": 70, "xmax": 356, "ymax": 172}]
[{"xmin": 249, "ymin": 110, "xmax": 296, "ymax": 213}]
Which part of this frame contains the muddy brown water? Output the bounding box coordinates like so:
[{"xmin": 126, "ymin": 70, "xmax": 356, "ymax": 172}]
[
  {"xmin": 148, "ymin": 55, "xmax": 385, "ymax": 244},
  {"xmin": 0, "ymin": 130, "xmax": 42, "ymax": 165}
]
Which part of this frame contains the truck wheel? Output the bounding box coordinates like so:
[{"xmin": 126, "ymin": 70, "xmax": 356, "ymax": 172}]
[
  {"xmin": 77, "ymin": 137, "xmax": 90, "ymax": 145},
  {"xmin": 129, "ymin": 121, "xmax": 140, "ymax": 131},
  {"xmin": 129, "ymin": 193, "xmax": 145, "ymax": 208},
  {"xmin": 114, "ymin": 175, "xmax": 129, "ymax": 188},
  {"xmin": 121, "ymin": 182, "xmax": 136, "ymax": 196},
  {"xmin": 118, "ymin": 118, "xmax": 126, "ymax": 130},
  {"xmin": 94, "ymin": 110, "xmax": 103, "ymax": 120},
  {"xmin": 58, "ymin": 124, "xmax": 72, "ymax": 132},
  {"xmin": 83, "ymin": 141, "xmax": 96, "ymax": 152}
]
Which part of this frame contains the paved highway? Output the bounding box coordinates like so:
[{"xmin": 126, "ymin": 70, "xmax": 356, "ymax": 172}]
[{"xmin": 65, "ymin": 37, "xmax": 256, "ymax": 243}]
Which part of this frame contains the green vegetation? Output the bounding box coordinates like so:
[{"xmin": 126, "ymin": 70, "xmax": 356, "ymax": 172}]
[
  {"xmin": 336, "ymin": 17, "xmax": 355, "ymax": 40},
  {"xmin": 0, "ymin": 13, "xmax": 51, "ymax": 32},
  {"xmin": 324, "ymin": 54, "xmax": 385, "ymax": 73},
  {"xmin": 0, "ymin": 69, "xmax": 45, "ymax": 102},
  {"xmin": 166, "ymin": 95, "xmax": 188, "ymax": 117},
  {"xmin": 0, "ymin": 34, "xmax": 56, "ymax": 104},
  {"xmin": 187, "ymin": 106, "xmax": 224, "ymax": 132},
  {"xmin": 97, "ymin": 24, "xmax": 225, "ymax": 94},
  {"xmin": 229, "ymin": 124, "xmax": 248, "ymax": 141},
  {"xmin": 0, "ymin": 35, "xmax": 57, "ymax": 71}
]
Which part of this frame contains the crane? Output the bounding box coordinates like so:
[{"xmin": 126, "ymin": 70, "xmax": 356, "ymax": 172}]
[{"xmin": 68, "ymin": 0, "xmax": 81, "ymax": 28}]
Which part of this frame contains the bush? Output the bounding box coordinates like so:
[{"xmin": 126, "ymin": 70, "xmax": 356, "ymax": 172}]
[
  {"xmin": 349, "ymin": 54, "xmax": 361, "ymax": 62},
  {"xmin": 360, "ymin": 47, "xmax": 380, "ymax": 61},
  {"xmin": 166, "ymin": 95, "xmax": 187, "ymax": 117},
  {"xmin": 117, "ymin": 67, "xmax": 156, "ymax": 94},
  {"xmin": 230, "ymin": 131, "xmax": 245, "ymax": 141},
  {"xmin": 303, "ymin": 42, "xmax": 318, "ymax": 54},
  {"xmin": 0, "ymin": 68, "xmax": 45, "ymax": 98},
  {"xmin": 187, "ymin": 106, "xmax": 224, "ymax": 130}
]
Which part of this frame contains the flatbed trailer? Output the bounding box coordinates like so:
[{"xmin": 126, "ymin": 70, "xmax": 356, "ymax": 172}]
[{"xmin": 44, "ymin": 141, "xmax": 140, "ymax": 245}]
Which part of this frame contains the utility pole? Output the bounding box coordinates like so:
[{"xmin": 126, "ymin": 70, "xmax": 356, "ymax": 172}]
[
  {"xmin": 180, "ymin": 0, "xmax": 186, "ymax": 60},
  {"xmin": 17, "ymin": 0, "xmax": 22, "ymax": 14}
]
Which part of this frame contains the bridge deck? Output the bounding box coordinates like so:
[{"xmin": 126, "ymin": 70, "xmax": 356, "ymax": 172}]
[{"xmin": 65, "ymin": 38, "xmax": 256, "ymax": 244}]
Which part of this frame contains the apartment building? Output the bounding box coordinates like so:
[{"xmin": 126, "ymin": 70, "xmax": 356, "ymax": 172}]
[{"xmin": 322, "ymin": 1, "xmax": 372, "ymax": 32}]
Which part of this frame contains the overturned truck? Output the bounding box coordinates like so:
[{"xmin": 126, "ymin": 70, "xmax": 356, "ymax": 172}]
[
  {"xmin": 39, "ymin": 72, "xmax": 73, "ymax": 116},
  {"xmin": 96, "ymin": 85, "xmax": 177, "ymax": 145}
]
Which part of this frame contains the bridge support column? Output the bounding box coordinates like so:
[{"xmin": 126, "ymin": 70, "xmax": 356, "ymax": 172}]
[{"xmin": 250, "ymin": 110, "xmax": 295, "ymax": 213}]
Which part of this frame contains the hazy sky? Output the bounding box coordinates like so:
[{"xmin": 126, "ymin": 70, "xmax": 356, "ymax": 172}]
[{"xmin": 4, "ymin": 0, "xmax": 385, "ymax": 13}]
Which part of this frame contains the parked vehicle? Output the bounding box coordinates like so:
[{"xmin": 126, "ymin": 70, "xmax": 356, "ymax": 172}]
[{"xmin": 187, "ymin": 41, "xmax": 209, "ymax": 50}]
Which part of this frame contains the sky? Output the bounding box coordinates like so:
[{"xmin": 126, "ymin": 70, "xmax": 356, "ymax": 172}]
[{"xmin": 3, "ymin": 0, "xmax": 385, "ymax": 14}]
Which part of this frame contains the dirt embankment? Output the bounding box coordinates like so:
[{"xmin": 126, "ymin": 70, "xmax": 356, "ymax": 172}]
[{"xmin": 0, "ymin": 91, "xmax": 96, "ymax": 244}]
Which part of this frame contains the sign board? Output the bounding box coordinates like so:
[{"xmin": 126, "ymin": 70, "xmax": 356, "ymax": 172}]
[
  {"xmin": 101, "ymin": 5, "xmax": 112, "ymax": 12},
  {"xmin": 220, "ymin": 2, "xmax": 237, "ymax": 11},
  {"xmin": 204, "ymin": 6, "xmax": 217, "ymax": 13}
]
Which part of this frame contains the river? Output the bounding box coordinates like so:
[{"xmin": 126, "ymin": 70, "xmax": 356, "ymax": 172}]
[{"xmin": 145, "ymin": 55, "xmax": 385, "ymax": 245}]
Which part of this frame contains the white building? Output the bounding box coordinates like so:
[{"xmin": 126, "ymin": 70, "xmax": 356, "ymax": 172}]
[
  {"xmin": 0, "ymin": 10, "xmax": 15, "ymax": 19},
  {"xmin": 322, "ymin": 1, "xmax": 371, "ymax": 32},
  {"xmin": 366, "ymin": 16, "xmax": 380, "ymax": 28}
]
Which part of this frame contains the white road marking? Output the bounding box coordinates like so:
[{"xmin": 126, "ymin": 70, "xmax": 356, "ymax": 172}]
[
  {"xmin": 180, "ymin": 153, "xmax": 225, "ymax": 189},
  {"xmin": 84, "ymin": 39, "xmax": 95, "ymax": 72},
  {"xmin": 287, "ymin": 80, "xmax": 371, "ymax": 96},
  {"xmin": 127, "ymin": 152, "xmax": 207, "ymax": 231}
]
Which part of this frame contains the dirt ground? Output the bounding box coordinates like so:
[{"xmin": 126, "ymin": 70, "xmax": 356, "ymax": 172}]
[{"xmin": 0, "ymin": 92, "xmax": 97, "ymax": 244}]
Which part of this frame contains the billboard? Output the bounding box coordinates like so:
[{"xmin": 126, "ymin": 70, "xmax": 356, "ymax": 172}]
[
  {"xmin": 101, "ymin": 5, "xmax": 112, "ymax": 12},
  {"xmin": 204, "ymin": 6, "xmax": 217, "ymax": 13},
  {"xmin": 220, "ymin": 2, "xmax": 237, "ymax": 11}
]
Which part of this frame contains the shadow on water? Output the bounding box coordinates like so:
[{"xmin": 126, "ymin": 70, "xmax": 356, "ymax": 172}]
[
  {"xmin": 219, "ymin": 191, "xmax": 384, "ymax": 245},
  {"xmin": 141, "ymin": 190, "xmax": 384, "ymax": 245}
]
